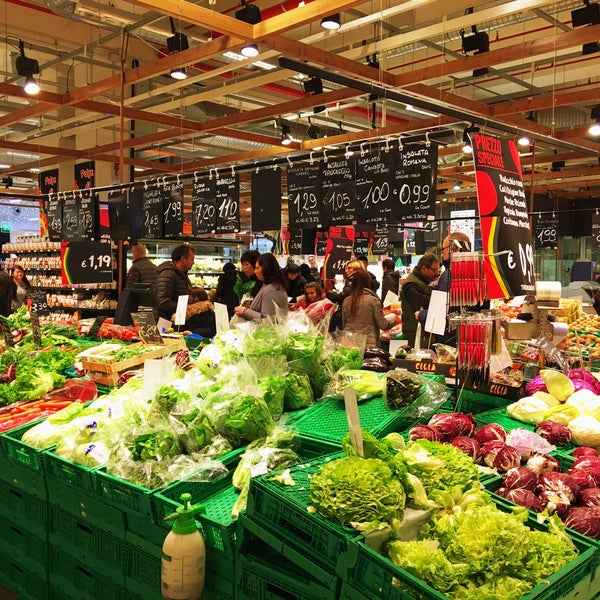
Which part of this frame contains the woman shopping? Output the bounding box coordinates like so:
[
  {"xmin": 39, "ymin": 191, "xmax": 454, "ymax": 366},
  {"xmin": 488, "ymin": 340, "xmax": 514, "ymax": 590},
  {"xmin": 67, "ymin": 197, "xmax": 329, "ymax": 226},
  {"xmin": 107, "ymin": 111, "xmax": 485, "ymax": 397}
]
[
  {"xmin": 232, "ymin": 253, "xmax": 288, "ymax": 323},
  {"xmin": 11, "ymin": 265, "xmax": 31, "ymax": 311}
]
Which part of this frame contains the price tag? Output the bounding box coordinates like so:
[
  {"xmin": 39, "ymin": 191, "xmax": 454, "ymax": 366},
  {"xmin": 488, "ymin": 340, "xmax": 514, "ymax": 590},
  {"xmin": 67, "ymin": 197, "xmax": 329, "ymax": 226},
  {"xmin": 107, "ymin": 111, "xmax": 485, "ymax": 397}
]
[
  {"xmin": 287, "ymin": 162, "xmax": 322, "ymax": 227},
  {"xmin": 215, "ymin": 174, "xmax": 240, "ymax": 233},
  {"xmin": 0, "ymin": 317, "xmax": 14, "ymax": 348},
  {"xmin": 88, "ymin": 315, "xmax": 108, "ymax": 338},
  {"xmin": 320, "ymin": 155, "xmax": 357, "ymax": 227},
  {"xmin": 132, "ymin": 311, "xmax": 163, "ymax": 345},
  {"xmin": 162, "ymin": 184, "xmax": 184, "ymax": 238},
  {"xmin": 192, "ymin": 177, "xmax": 217, "ymax": 235},
  {"xmin": 61, "ymin": 241, "xmax": 113, "ymax": 285},
  {"xmin": 29, "ymin": 290, "xmax": 49, "ymax": 315},
  {"xmin": 31, "ymin": 313, "xmax": 42, "ymax": 347},
  {"xmin": 142, "ymin": 186, "xmax": 163, "ymax": 238},
  {"xmin": 355, "ymin": 149, "xmax": 396, "ymax": 224}
]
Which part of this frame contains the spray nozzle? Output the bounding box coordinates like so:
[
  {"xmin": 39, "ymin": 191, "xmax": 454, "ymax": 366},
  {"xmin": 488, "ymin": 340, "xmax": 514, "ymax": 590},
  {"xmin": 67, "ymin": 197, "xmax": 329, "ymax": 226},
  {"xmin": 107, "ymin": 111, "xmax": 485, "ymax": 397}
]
[{"xmin": 164, "ymin": 493, "xmax": 205, "ymax": 533}]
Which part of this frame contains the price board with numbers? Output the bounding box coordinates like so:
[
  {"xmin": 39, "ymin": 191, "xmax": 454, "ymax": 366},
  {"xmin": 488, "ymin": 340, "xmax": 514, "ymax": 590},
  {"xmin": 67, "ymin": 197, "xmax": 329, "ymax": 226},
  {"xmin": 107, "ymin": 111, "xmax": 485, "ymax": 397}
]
[
  {"xmin": 534, "ymin": 214, "xmax": 559, "ymax": 249},
  {"xmin": 355, "ymin": 149, "xmax": 396, "ymax": 224},
  {"xmin": 28, "ymin": 289, "xmax": 49, "ymax": 315},
  {"xmin": 142, "ymin": 186, "xmax": 164, "ymax": 238},
  {"xmin": 162, "ymin": 183, "xmax": 184, "ymax": 238},
  {"xmin": 132, "ymin": 311, "xmax": 163, "ymax": 345},
  {"xmin": 46, "ymin": 195, "xmax": 63, "ymax": 241},
  {"xmin": 391, "ymin": 144, "xmax": 438, "ymax": 223},
  {"xmin": 61, "ymin": 241, "xmax": 113, "ymax": 285},
  {"xmin": 315, "ymin": 230, "xmax": 328, "ymax": 257},
  {"xmin": 593, "ymin": 212, "xmax": 600, "ymax": 250},
  {"xmin": 216, "ymin": 174, "xmax": 240, "ymax": 233},
  {"xmin": 372, "ymin": 224, "xmax": 389, "ymax": 255},
  {"xmin": 192, "ymin": 177, "xmax": 217, "ymax": 235},
  {"xmin": 320, "ymin": 155, "xmax": 356, "ymax": 227},
  {"xmin": 77, "ymin": 191, "xmax": 98, "ymax": 241},
  {"xmin": 88, "ymin": 315, "xmax": 108, "ymax": 338},
  {"xmin": 281, "ymin": 226, "xmax": 303, "ymax": 255},
  {"xmin": 30, "ymin": 313, "xmax": 42, "ymax": 347},
  {"xmin": 287, "ymin": 162, "xmax": 322, "ymax": 227},
  {"xmin": 353, "ymin": 225, "xmax": 374, "ymax": 257},
  {"xmin": 62, "ymin": 193, "xmax": 80, "ymax": 241},
  {"xmin": 323, "ymin": 226, "xmax": 354, "ymax": 280},
  {"xmin": 0, "ymin": 317, "xmax": 14, "ymax": 348}
]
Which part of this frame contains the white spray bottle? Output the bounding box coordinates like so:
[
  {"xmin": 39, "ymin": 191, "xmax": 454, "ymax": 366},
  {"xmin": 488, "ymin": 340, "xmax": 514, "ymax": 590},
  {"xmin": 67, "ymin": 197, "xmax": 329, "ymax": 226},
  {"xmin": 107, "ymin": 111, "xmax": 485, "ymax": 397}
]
[{"xmin": 161, "ymin": 492, "xmax": 206, "ymax": 600}]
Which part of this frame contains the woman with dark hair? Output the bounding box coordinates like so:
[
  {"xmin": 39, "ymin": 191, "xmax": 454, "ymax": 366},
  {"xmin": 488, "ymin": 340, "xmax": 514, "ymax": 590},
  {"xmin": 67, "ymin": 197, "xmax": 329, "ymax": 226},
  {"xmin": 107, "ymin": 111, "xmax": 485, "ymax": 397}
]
[
  {"xmin": 342, "ymin": 270, "xmax": 396, "ymax": 348},
  {"xmin": 232, "ymin": 253, "xmax": 288, "ymax": 322},
  {"xmin": 176, "ymin": 287, "xmax": 216, "ymax": 338},
  {"xmin": 11, "ymin": 265, "xmax": 31, "ymax": 311}
]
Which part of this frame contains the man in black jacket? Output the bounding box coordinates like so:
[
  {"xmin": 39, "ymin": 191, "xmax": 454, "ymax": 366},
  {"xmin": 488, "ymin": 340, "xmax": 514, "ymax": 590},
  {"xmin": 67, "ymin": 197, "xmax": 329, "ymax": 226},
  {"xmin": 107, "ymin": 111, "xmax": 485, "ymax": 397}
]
[
  {"xmin": 155, "ymin": 243, "xmax": 195, "ymax": 321},
  {"xmin": 126, "ymin": 243, "xmax": 158, "ymax": 287},
  {"xmin": 0, "ymin": 269, "xmax": 16, "ymax": 317}
]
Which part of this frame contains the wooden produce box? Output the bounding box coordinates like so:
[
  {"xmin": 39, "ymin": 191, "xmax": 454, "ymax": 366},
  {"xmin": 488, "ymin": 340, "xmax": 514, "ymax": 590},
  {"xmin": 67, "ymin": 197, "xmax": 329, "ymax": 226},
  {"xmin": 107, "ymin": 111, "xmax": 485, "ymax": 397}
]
[
  {"xmin": 80, "ymin": 338, "xmax": 186, "ymax": 386},
  {"xmin": 391, "ymin": 358, "xmax": 457, "ymax": 379}
]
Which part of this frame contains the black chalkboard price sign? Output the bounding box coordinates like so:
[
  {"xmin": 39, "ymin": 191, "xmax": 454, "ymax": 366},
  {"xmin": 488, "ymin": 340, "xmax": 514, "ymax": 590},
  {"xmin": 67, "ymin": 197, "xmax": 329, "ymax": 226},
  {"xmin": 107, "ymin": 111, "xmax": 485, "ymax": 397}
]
[
  {"xmin": 30, "ymin": 313, "xmax": 42, "ymax": 348},
  {"xmin": 62, "ymin": 193, "xmax": 80, "ymax": 241},
  {"xmin": 162, "ymin": 183, "xmax": 184, "ymax": 238},
  {"xmin": 142, "ymin": 186, "xmax": 163, "ymax": 238},
  {"xmin": 29, "ymin": 289, "xmax": 49, "ymax": 315},
  {"xmin": 391, "ymin": 144, "xmax": 438, "ymax": 223},
  {"xmin": 132, "ymin": 311, "xmax": 163, "ymax": 345},
  {"xmin": 61, "ymin": 241, "xmax": 113, "ymax": 285},
  {"xmin": 320, "ymin": 156, "xmax": 356, "ymax": 226},
  {"xmin": 287, "ymin": 162, "xmax": 322, "ymax": 227},
  {"xmin": 46, "ymin": 195, "xmax": 62, "ymax": 241},
  {"xmin": 88, "ymin": 315, "xmax": 108, "ymax": 338},
  {"xmin": 355, "ymin": 149, "xmax": 396, "ymax": 224},
  {"xmin": 192, "ymin": 178, "xmax": 217, "ymax": 235},
  {"xmin": 77, "ymin": 191, "xmax": 98, "ymax": 241},
  {"xmin": 0, "ymin": 317, "xmax": 14, "ymax": 348},
  {"xmin": 216, "ymin": 174, "xmax": 240, "ymax": 234},
  {"xmin": 593, "ymin": 213, "xmax": 600, "ymax": 250},
  {"xmin": 534, "ymin": 215, "xmax": 559, "ymax": 250},
  {"xmin": 372, "ymin": 224, "xmax": 389, "ymax": 255}
]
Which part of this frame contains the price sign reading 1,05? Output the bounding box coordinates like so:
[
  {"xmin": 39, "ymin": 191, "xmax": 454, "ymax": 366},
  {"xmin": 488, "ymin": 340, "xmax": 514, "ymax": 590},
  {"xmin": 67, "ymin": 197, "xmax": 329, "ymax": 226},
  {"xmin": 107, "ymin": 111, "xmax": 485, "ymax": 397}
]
[{"xmin": 82, "ymin": 254, "xmax": 112, "ymax": 271}]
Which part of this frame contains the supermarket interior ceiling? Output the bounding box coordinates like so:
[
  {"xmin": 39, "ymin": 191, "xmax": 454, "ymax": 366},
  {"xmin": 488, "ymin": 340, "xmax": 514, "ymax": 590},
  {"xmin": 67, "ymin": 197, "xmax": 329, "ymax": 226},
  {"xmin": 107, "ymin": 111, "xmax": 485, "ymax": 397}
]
[{"xmin": 1, "ymin": 0, "xmax": 600, "ymax": 216}]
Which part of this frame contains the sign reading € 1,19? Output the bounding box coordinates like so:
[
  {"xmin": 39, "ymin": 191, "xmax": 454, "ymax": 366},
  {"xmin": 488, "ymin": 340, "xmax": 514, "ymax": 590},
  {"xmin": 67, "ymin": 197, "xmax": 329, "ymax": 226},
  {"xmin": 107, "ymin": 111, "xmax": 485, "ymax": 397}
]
[{"xmin": 61, "ymin": 241, "xmax": 113, "ymax": 285}]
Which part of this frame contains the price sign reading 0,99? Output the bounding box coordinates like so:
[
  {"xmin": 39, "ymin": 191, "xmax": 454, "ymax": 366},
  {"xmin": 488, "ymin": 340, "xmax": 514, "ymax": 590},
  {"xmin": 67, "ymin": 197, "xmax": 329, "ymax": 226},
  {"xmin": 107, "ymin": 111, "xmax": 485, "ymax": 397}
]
[{"xmin": 61, "ymin": 241, "xmax": 113, "ymax": 285}]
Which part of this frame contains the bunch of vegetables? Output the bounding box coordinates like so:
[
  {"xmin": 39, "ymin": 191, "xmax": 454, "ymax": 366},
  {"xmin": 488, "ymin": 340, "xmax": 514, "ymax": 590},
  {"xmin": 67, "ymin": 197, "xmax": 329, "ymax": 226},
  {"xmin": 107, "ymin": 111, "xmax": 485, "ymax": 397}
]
[
  {"xmin": 495, "ymin": 446, "xmax": 600, "ymax": 539},
  {"xmin": 507, "ymin": 368, "xmax": 600, "ymax": 446},
  {"xmin": 408, "ymin": 411, "xmax": 558, "ymax": 473}
]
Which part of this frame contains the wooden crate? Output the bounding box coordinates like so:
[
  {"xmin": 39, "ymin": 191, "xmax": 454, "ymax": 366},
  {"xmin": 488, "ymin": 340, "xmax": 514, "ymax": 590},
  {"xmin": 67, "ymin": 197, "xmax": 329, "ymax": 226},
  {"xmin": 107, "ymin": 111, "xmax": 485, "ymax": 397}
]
[{"xmin": 81, "ymin": 338, "xmax": 186, "ymax": 386}]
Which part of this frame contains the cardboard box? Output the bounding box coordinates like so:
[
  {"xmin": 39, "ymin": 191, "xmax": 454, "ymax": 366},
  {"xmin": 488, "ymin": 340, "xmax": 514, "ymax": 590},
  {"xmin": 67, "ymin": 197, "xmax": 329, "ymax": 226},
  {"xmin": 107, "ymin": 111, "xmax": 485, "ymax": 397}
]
[{"xmin": 391, "ymin": 358, "xmax": 457, "ymax": 378}]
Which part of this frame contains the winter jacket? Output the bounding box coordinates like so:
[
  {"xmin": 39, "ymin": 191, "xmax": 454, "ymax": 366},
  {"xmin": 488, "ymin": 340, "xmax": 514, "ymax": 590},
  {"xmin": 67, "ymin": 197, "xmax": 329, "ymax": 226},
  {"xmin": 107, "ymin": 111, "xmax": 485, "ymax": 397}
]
[
  {"xmin": 215, "ymin": 269, "xmax": 239, "ymax": 318},
  {"xmin": 381, "ymin": 269, "xmax": 400, "ymax": 301},
  {"xmin": 239, "ymin": 282, "xmax": 289, "ymax": 321},
  {"xmin": 174, "ymin": 300, "xmax": 216, "ymax": 338},
  {"xmin": 399, "ymin": 268, "xmax": 433, "ymax": 349},
  {"xmin": 126, "ymin": 257, "xmax": 158, "ymax": 288},
  {"xmin": 155, "ymin": 261, "xmax": 193, "ymax": 321},
  {"xmin": 0, "ymin": 271, "xmax": 16, "ymax": 317},
  {"xmin": 342, "ymin": 289, "xmax": 393, "ymax": 348}
]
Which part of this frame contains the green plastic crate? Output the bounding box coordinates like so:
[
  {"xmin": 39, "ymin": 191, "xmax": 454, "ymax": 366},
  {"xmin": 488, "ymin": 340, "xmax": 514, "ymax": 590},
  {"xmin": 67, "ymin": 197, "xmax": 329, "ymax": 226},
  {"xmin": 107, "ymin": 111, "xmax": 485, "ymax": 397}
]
[
  {"xmin": 0, "ymin": 453, "xmax": 48, "ymax": 499},
  {"xmin": 245, "ymin": 453, "xmax": 362, "ymax": 580},
  {"xmin": 0, "ymin": 522, "xmax": 48, "ymax": 571},
  {"xmin": 0, "ymin": 473, "xmax": 48, "ymax": 535},
  {"xmin": 475, "ymin": 407, "xmax": 535, "ymax": 431},
  {"xmin": 456, "ymin": 388, "xmax": 514, "ymax": 414},
  {"xmin": 48, "ymin": 544, "xmax": 125, "ymax": 600},
  {"xmin": 237, "ymin": 513, "xmax": 339, "ymax": 587},
  {"xmin": 48, "ymin": 505, "xmax": 126, "ymax": 580},
  {"xmin": 345, "ymin": 505, "xmax": 597, "ymax": 600},
  {"xmin": 126, "ymin": 511, "xmax": 168, "ymax": 547},
  {"xmin": 0, "ymin": 418, "xmax": 52, "ymax": 473},
  {"xmin": 44, "ymin": 448, "xmax": 99, "ymax": 496},
  {"xmin": 0, "ymin": 546, "xmax": 48, "ymax": 600},
  {"xmin": 125, "ymin": 531, "xmax": 161, "ymax": 595}
]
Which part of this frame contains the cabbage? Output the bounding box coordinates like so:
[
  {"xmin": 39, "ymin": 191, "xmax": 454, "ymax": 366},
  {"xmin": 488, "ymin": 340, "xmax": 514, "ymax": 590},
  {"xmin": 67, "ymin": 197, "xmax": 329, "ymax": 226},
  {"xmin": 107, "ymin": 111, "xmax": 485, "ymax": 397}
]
[
  {"xmin": 537, "ymin": 471, "xmax": 579, "ymax": 503},
  {"xmin": 492, "ymin": 446, "xmax": 522, "ymax": 472},
  {"xmin": 572, "ymin": 447, "xmax": 599, "ymax": 458},
  {"xmin": 578, "ymin": 487, "xmax": 600, "ymax": 509},
  {"xmin": 475, "ymin": 423, "xmax": 506, "ymax": 444},
  {"xmin": 502, "ymin": 467, "xmax": 538, "ymax": 492},
  {"xmin": 526, "ymin": 453, "xmax": 560, "ymax": 477},
  {"xmin": 497, "ymin": 487, "xmax": 543, "ymax": 511},
  {"xmin": 408, "ymin": 424, "xmax": 442, "ymax": 442},
  {"xmin": 450, "ymin": 436, "xmax": 481, "ymax": 461},
  {"xmin": 539, "ymin": 369, "xmax": 574, "ymax": 402},
  {"xmin": 506, "ymin": 397, "xmax": 548, "ymax": 424},
  {"xmin": 532, "ymin": 391, "xmax": 560, "ymax": 407},
  {"xmin": 569, "ymin": 369, "xmax": 600, "ymax": 395},
  {"xmin": 564, "ymin": 506, "xmax": 600, "ymax": 539},
  {"xmin": 427, "ymin": 412, "xmax": 476, "ymax": 441},
  {"xmin": 535, "ymin": 420, "xmax": 572, "ymax": 446},
  {"xmin": 565, "ymin": 390, "xmax": 600, "ymax": 417},
  {"xmin": 541, "ymin": 404, "xmax": 579, "ymax": 425},
  {"xmin": 568, "ymin": 416, "xmax": 600, "ymax": 447},
  {"xmin": 525, "ymin": 375, "xmax": 548, "ymax": 395}
]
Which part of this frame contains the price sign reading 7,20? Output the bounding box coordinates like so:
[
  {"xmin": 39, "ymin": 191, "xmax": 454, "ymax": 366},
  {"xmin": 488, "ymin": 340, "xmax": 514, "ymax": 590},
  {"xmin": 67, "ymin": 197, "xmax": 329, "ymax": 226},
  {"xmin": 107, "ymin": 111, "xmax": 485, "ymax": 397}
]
[{"xmin": 61, "ymin": 241, "xmax": 113, "ymax": 285}]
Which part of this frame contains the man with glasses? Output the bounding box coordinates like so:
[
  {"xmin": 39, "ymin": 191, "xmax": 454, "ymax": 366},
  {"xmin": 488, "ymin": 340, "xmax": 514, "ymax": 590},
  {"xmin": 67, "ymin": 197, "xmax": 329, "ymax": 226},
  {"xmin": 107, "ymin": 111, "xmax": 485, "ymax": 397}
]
[{"xmin": 399, "ymin": 252, "xmax": 441, "ymax": 349}]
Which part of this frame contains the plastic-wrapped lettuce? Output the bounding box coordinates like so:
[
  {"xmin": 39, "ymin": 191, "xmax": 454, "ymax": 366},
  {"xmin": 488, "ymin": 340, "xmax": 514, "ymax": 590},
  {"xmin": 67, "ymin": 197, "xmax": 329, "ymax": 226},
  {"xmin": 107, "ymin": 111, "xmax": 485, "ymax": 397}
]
[
  {"xmin": 323, "ymin": 369, "xmax": 384, "ymax": 402},
  {"xmin": 284, "ymin": 372, "xmax": 314, "ymax": 410},
  {"xmin": 507, "ymin": 396, "xmax": 551, "ymax": 425}
]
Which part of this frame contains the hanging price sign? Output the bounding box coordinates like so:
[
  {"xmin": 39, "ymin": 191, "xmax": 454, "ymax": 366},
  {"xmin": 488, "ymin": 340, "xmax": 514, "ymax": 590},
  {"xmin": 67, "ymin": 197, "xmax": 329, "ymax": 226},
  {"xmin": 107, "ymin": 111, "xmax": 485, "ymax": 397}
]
[
  {"xmin": 61, "ymin": 241, "xmax": 113, "ymax": 285},
  {"xmin": 142, "ymin": 186, "xmax": 163, "ymax": 238},
  {"xmin": 355, "ymin": 149, "xmax": 396, "ymax": 224},
  {"xmin": 320, "ymin": 156, "xmax": 357, "ymax": 226},
  {"xmin": 162, "ymin": 183, "xmax": 184, "ymax": 238},
  {"xmin": 0, "ymin": 317, "xmax": 14, "ymax": 348},
  {"xmin": 29, "ymin": 290, "xmax": 49, "ymax": 315},
  {"xmin": 287, "ymin": 162, "xmax": 322, "ymax": 227},
  {"xmin": 132, "ymin": 311, "xmax": 163, "ymax": 345},
  {"xmin": 192, "ymin": 177, "xmax": 217, "ymax": 235},
  {"xmin": 534, "ymin": 215, "xmax": 559, "ymax": 249},
  {"xmin": 46, "ymin": 195, "xmax": 62, "ymax": 241},
  {"xmin": 30, "ymin": 313, "xmax": 42, "ymax": 348},
  {"xmin": 216, "ymin": 174, "xmax": 240, "ymax": 233}
]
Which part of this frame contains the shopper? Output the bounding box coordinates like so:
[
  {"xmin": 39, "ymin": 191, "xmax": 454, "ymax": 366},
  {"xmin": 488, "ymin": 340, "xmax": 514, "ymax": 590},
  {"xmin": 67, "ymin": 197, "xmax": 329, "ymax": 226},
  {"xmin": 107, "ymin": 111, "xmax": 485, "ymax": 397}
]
[
  {"xmin": 381, "ymin": 258, "xmax": 401, "ymax": 302},
  {"xmin": 126, "ymin": 243, "xmax": 158, "ymax": 288},
  {"xmin": 307, "ymin": 255, "xmax": 320, "ymax": 280},
  {"xmin": 325, "ymin": 259, "xmax": 366, "ymax": 332},
  {"xmin": 178, "ymin": 287, "xmax": 216, "ymax": 338},
  {"xmin": 356, "ymin": 255, "xmax": 380, "ymax": 293},
  {"xmin": 11, "ymin": 265, "xmax": 31, "ymax": 311},
  {"xmin": 399, "ymin": 252, "xmax": 441, "ymax": 349},
  {"xmin": 215, "ymin": 262, "xmax": 239, "ymax": 319},
  {"xmin": 298, "ymin": 281, "xmax": 335, "ymax": 326},
  {"xmin": 283, "ymin": 263, "xmax": 307, "ymax": 302},
  {"xmin": 232, "ymin": 253, "xmax": 288, "ymax": 322},
  {"xmin": 0, "ymin": 268, "xmax": 16, "ymax": 317},
  {"xmin": 342, "ymin": 270, "xmax": 396, "ymax": 348},
  {"xmin": 234, "ymin": 249, "xmax": 263, "ymax": 301},
  {"xmin": 155, "ymin": 243, "xmax": 195, "ymax": 322}
]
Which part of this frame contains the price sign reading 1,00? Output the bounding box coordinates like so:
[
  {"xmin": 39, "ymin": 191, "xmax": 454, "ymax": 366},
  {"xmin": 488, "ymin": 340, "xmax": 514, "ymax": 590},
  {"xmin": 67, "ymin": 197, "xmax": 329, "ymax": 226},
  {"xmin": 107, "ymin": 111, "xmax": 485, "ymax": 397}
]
[
  {"xmin": 397, "ymin": 184, "xmax": 430, "ymax": 205},
  {"xmin": 82, "ymin": 254, "xmax": 112, "ymax": 271},
  {"xmin": 361, "ymin": 182, "xmax": 390, "ymax": 210}
]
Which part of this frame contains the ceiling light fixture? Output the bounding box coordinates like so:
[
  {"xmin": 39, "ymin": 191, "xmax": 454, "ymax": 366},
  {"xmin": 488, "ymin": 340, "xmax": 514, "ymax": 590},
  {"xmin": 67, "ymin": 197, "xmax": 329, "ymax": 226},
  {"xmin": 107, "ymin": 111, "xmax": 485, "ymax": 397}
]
[
  {"xmin": 281, "ymin": 125, "xmax": 292, "ymax": 145},
  {"xmin": 320, "ymin": 13, "xmax": 341, "ymax": 30},
  {"xmin": 460, "ymin": 23, "xmax": 489, "ymax": 77},
  {"xmin": 2, "ymin": 177, "xmax": 14, "ymax": 188},
  {"xmin": 462, "ymin": 124, "xmax": 479, "ymax": 153},
  {"xmin": 15, "ymin": 40, "xmax": 40, "ymax": 95},
  {"xmin": 589, "ymin": 105, "xmax": 600, "ymax": 135},
  {"xmin": 235, "ymin": 0, "xmax": 262, "ymax": 58},
  {"xmin": 167, "ymin": 18, "xmax": 189, "ymax": 80},
  {"xmin": 302, "ymin": 76, "xmax": 324, "ymax": 113},
  {"xmin": 571, "ymin": 1, "xmax": 600, "ymax": 54},
  {"xmin": 517, "ymin": 134, "xmax": 531, "ymax": 146},
  {"xmin": 453, "ymin": 181, "xmax": 461, "ymax": 191}
]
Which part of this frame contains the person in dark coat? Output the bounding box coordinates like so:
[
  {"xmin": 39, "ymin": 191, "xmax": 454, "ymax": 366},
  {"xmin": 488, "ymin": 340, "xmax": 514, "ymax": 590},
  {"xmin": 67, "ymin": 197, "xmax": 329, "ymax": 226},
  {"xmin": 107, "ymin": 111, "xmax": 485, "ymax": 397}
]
[
  {"xmin": 234, "ymin": 249, "xmax": 263, "ymax": 301},
  {"xmin": 126, "ymin": 243, "xmax": 158, "ymax": 288},
  {"xmin": 177, "ymin": 287, "xmax": 216, "ymax": 338},
  {"xmin": 381, "ymin": 258, "xmax": 401, "ymax": 302},
  {"xmin": 283, "ymin": 263, "xmax": 307, "ymax": 302},
  {"xmin": 0, "ymin": 269, "xmax": 16, "ymax": 317},
  {"xmin": 215, "ymin": 262, "xmax": 239, "ymax": 318},
  {"xmin": 155, "ymin": 243, "xmax": 195, "ymax": 321},
  {"xmin": 356, "ymin": 255, "xmax": 380, "ymax": 293}
]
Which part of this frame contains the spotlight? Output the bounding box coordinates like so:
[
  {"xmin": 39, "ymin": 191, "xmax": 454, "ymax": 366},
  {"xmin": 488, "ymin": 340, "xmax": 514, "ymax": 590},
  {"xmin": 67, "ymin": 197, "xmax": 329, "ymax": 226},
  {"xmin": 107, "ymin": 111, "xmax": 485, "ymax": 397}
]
[
  {"xmin": 461, "ymin": 124, "xmax": 479, "ymax": 153},
  {"xmin": 518, "ymin": 134, "xmax": 531, "ymax": 146},
  {"xmin": 236, "ymin": 0, "xmax": 262, "ymax": 57},
  {"xmin": 320, "ymin": 13, "xmax": 341, "ymax": 30},
  {"xmin": 571, "ymin": 2, "xmax": 600, "ymax": 54},
  {"xmin": 302, "ymin": 77, "xmax": 323, "ymax": 95},
  {"xmin": 167, "ymin": 19, "xmax": 189, "ymax": 80},
  {"xmin": 281, "ymin": 125, "xmax": 292, "ymax": 145},
  {"xmin": 460, "ymin": 27, "xmax": 489, "ymax": 77},
  {"xmin": 2, "ymin": 177, "xmax": 13, "ymax": 188},
  {"xmin": 307, "ymin": 123, "xmax": 321, "ymax": 139},
  {"xmin": 453, "ymin": 181, "xmax": 461, "ymax": 191},
  {"xmin": 551, "ymin": 160, "xmax": 565, "ymax": 172},
  {"xmin": 15, "ymin": 40, "xmax": 40, "ymax": 95},
  {"xmin": 589, "ymin": 105, "xmax": 600, "ymax": 135}
]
